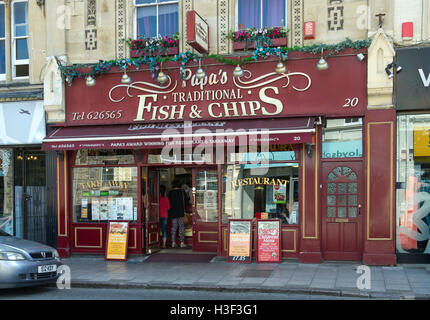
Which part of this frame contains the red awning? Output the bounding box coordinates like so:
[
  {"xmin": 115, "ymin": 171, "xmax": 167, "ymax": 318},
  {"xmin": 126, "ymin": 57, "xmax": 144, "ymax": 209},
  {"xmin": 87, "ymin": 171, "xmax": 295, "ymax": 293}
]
[{"xmin": 42, "ymin": 118, "xmax": 315, "ymax": 151}]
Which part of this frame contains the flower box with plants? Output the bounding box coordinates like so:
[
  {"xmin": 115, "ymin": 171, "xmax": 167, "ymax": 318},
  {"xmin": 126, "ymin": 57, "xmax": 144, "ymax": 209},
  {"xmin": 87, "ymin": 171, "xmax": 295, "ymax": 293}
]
[
  {"xmin": 226, "ymin": 26, "xmax": 288, "ymax": 51},
  {"xmin": 127, "ymin": 33, "xmax": 180, "ymax": 58}
]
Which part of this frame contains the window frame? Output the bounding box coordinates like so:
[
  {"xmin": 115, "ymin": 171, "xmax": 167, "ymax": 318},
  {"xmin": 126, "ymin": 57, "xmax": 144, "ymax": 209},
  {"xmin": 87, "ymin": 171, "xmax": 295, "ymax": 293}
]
[
  {"xmin": 0, "ymin": 1, "xmax": 5, "ymax": 81},
  {"xmin": 11, "ymin": 0, "xmax": 29, "ymax": 80},
  {"xmin": 344, "ymin": 118, "xmax": 363, "ymax": 126},
  {"xmin": 235, "ymin": 0, "xmax": 288, "ymax": 30},
  {"xmin": 134, "ymin": 0, "xmax": 179, "ymax": 39}
]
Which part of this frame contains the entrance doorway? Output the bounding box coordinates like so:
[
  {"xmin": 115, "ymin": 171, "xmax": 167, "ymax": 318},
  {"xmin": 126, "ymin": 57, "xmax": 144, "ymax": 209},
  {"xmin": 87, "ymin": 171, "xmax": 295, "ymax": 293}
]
[
  {"xmin": 13, "ymin": 149, "xmax": 55, "ymax": 246},
  {"xmin": 143, "ymin": 166, "xmax": 218, "ymax": 254},
  {"xmin": 322, "ymin": 162, "xmax": 363, "ymax": 260}
]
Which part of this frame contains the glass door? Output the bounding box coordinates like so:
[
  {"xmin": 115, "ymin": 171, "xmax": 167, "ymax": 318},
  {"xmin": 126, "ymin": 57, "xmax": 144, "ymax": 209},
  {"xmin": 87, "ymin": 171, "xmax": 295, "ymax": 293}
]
[{"xmin": 192, "ymin": 167, "xmax": 218, "ymax": 252}]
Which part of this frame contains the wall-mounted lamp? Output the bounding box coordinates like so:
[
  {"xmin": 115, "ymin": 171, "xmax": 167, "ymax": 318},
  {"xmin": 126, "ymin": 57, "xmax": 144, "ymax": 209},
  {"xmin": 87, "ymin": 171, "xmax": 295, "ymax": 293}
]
[
  {"xmin": 56, "ymin": 152, "xmax": 64, "ymax": 161},
  {"xmin": 306, "ymin": 144, "xmax": 313, "ymax": 158},
  {"xmin": 385, "ymin": 62, "xmax": 402, "ymax": 79},
  {"xmin": 36, "ymin": 0, "xmax": 45, "ymax": 7},
  {"xmin": 356, "ymin": 53, "xmax": 365, "ymax": 62}
]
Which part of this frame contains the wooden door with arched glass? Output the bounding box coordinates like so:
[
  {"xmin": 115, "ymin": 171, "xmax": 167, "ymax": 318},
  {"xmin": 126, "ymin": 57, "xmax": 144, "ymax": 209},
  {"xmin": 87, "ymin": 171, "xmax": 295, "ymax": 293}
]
[{"xmin": 322, "ymin": 162, "xmax": 363, "ymax": 261}]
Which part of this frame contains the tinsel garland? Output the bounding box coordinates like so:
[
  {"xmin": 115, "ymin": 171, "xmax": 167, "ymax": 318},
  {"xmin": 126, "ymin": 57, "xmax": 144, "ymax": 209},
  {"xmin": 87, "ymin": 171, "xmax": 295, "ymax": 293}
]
[{"xmin": 58, "ymin": 38, "xmax": 371, "ymax": 85}]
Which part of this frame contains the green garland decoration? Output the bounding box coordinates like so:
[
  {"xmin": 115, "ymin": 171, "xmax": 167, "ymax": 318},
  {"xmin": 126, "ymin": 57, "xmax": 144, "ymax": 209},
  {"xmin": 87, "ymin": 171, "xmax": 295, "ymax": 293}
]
[{"xmin": 58, "ymin": 38, "xmax": 371, "ymax": 85}]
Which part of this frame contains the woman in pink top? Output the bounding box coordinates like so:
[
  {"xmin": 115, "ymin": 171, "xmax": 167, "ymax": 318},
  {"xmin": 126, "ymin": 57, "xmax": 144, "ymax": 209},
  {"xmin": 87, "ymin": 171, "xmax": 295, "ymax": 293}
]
[{"xmin": 159, "ymin": 185, "xmax": 170, "ymax": 248}]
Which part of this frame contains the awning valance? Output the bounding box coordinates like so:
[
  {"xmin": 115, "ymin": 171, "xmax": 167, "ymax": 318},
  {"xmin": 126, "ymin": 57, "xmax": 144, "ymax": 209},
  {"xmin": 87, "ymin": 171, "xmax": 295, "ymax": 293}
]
[{"xmin": 42, "ymin": 118, "xmax": 315, "ymax": 151}]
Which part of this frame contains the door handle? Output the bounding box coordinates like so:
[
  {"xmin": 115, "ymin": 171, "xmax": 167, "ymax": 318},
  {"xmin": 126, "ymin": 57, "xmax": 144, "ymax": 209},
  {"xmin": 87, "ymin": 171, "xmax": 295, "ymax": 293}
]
[{"xmin": 358, "ymin": 204, "xmax": 361, "ymax": 216}]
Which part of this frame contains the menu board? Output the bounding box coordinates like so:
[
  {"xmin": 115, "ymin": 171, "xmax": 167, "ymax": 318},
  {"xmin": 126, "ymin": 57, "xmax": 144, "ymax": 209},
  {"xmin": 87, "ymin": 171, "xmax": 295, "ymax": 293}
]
[
  {"xmin": 227, "ymin": 219, "xmax": 253, "ymax": 263},
  {"xmin": 105, "ymin": 221, "xmax": 129, "ymax": 261},
  {"xmin": 257, "ymin": 220, "xmax": 281, "ymax": 263}
]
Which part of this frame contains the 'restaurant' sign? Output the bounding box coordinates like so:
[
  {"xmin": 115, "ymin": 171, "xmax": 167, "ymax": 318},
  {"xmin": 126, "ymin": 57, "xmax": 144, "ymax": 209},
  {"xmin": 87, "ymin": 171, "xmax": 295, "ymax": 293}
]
[
  {"xmin": 66, "ymin": 55, "xmax": 367, "ymax": 126},
  {"xmin": 187, "ymin": 10, "xmax": 209, "ymax": 54}
]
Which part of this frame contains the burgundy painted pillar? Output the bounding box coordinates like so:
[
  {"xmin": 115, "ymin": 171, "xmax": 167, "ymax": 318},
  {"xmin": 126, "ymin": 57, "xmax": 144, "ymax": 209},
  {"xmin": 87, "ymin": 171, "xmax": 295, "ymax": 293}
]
[
  {"xmin": 299, "ymin": 127, "xmax": 322, "ymax": 263},
  {"xmin": 56, "ymin": 151, "xmax": 71, "ymax": 258},
  {"xmin": 363, "ymin": 109, "xmax": 396, "ymax": 265}
]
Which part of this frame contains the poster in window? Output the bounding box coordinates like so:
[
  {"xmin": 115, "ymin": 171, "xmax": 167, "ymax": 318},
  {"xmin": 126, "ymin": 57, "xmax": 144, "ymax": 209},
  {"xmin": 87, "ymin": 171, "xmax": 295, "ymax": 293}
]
[
  {"xmin": 99, "ymin": 198, "xmax": 109, "ymax": 220},
  {"xmin": 81, "ymin": 198, "xmax": 88, "ymax": 219},
  {"xmin": 105, "ymin": 221, "xmax": 129, "ymax": 261},
  {"xmin": 121, "ymin": 168, "xmax": 132, "ymax": 181},
  {"xmin": 204, "ymin": 190, "xmax": 217, "ymax": 210},
  {"xmin": 273, "ymin": 184, "xmax": 286, "ymax": 204},
  {"xmin": 414, "ymin": 127, "xmax": 430, "ymax": 157},
  {"xmin": 108, "ymin": 197, "xmax": 118, "ymax": 220},
  {"xmin": 91, "ymin": 198, "xmax": 100, "ymax": 221},
  {"xmin": 227, "ymin": 219, "xmax": 253, "ymax": 263},
  {"xmin": 257, "ymin": 219, "xmax": 281, "ymax": 263}
]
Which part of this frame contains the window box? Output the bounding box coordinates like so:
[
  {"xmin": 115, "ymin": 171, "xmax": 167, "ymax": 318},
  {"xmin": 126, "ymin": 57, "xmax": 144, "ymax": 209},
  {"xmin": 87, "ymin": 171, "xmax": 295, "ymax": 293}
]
[
  {"xmin": 129, "ymin": 42, "xmax": 179, "ymax": 58},
  {"xmin": 233, "ymin": 37, "xmax": 287, "ymax": 51},
  {"xmin": 232, "ymin": 40, "xmax": 255, "ymax": 51}
]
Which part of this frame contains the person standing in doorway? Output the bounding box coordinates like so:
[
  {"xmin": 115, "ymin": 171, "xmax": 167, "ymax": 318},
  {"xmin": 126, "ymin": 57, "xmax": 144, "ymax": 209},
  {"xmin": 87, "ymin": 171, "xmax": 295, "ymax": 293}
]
[
  {"xmin": 168, "ymin": 179, "xmax": 189, "ymax": 248},
  {"xmin": 159, "ymin": 185, "xmax": 170, "ymax": 249}
]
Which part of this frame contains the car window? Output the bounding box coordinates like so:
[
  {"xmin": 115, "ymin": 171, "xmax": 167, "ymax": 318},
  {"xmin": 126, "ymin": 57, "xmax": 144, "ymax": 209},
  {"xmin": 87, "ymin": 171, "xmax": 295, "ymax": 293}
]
[{"xmin": 0, "ymin": 229, "xmax": 10, "ymax": 236}]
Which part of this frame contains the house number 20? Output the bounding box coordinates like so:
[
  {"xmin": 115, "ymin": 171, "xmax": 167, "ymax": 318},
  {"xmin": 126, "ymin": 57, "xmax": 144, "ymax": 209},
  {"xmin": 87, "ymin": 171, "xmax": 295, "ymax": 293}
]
[{"xmin": 343, "ymin": 97, "xmax": 359, "ymax": 108}]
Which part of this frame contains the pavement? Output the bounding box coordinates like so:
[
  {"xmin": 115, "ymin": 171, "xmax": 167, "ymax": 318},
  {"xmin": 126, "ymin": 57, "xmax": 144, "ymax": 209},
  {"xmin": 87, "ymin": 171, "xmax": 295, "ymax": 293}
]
[{"xmin": 59, "ymin": 249, "xmax": 430, "ymax": 300}]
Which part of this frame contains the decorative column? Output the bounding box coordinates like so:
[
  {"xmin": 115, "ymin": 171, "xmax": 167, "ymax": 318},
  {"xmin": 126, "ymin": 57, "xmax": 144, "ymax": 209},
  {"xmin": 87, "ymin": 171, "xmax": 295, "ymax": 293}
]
[
  {"xmin": 363, "ymin": 29, "xmax": 396, "ymax": 265},
  {"xmin": 299, "ymin": 126, "xmax": 322, "ymax": 263}
]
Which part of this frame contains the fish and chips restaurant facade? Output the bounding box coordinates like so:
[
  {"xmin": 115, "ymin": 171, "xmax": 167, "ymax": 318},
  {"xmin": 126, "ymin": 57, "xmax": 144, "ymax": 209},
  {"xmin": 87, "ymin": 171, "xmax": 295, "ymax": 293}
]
[{"xmin": 43, "ymin": 51, "xmax": 396, "ymax": 265}]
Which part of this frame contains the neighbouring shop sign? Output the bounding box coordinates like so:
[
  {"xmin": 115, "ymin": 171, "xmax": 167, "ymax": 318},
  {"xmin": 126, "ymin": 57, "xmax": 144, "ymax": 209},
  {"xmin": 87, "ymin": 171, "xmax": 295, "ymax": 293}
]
[
  {"xmin": 65, "ymin": 55, "xmax": 367, "ymax": 125},
  {"xmin": 227, "ymin": 219, "xmax": 253, "ymax": 263},
  {"xmin": 187, "ymin": 10, "xmax": 209, "ymax": 54},
  {"xmin": 396, "ymin": 46, "xmax": 430, "ymax": 110},
  {"xmin": 257, "ymin": 220, "xmax": 281, "ymax": 263},
  {"xmin": 0, "ymin": 101, "xmax": 46, "ymax": 145},
  {"xmin": 105, "ymin": 221, "xmax": 129, "ymax": 261},
  {"xmin": 414, "ymin": 126, "xmax": 430, "ymax": 156}
]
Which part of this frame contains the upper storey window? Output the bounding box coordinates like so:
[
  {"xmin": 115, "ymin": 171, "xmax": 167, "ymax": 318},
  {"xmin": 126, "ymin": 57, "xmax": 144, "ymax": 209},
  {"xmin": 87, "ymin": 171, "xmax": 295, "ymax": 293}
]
[
  {"xmin": 12, "ymin": 0, "xmax": 29, "ymax": 78},
  {"xmin": 237, "ymin": 0, "xmax": 287, "ymax": 29},
  {"xmin": 135, "ymin": 0, "xmax": 179, "ymax": 38},
  {"xmin": 0, "ymin": 0, "xmax": 29, "ymax": 81}
]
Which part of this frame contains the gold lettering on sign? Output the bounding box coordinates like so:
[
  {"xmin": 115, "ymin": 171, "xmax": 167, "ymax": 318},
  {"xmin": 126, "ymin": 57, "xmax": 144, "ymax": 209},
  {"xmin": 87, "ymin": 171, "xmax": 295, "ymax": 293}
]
[{"xmin": 231, "ymin": 178, "xmax": 288, "ymax": 187}]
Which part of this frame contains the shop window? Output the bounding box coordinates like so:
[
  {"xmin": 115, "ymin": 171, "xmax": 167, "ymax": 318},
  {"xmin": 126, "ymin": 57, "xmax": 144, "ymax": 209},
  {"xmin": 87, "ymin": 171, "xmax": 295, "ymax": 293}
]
[
  {"xmin": 74, "ymin": 150, "xmax": 136, "ymax": 166},
  {"xmin": 322, "ymin": 118, "xmax": 363, "ymax": 159},
  {"xmin": 222, "ymin": 162, "xmax": 299, "ymax": 225},
  {"xmin": 0, "ymin": 149, "xmax": 13, "ymax": 234},
  {"xmin": 396, "ymin": 114, "xmax": 430, "ymax": 255},
  {"xmin": 237, "ymin": 0, "xmax": 287, "ymax": 29},
  {"xmin": 72, "ymin": 167, "xmax": 139, "ymax": 223},
  {"xmin": 135, "ymin": 0, "xmax": 179, "ymax": 38}
]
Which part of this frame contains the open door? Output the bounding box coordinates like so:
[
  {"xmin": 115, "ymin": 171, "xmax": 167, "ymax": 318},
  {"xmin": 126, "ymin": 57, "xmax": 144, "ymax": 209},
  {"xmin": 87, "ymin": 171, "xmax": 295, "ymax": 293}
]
[
  {"xmin": 144, "ymin": 168, "xmax": 161, "ymax": 253},
  {"xmin": 192, "ymin": 167, "xmax": 218, "ymax": 252}
]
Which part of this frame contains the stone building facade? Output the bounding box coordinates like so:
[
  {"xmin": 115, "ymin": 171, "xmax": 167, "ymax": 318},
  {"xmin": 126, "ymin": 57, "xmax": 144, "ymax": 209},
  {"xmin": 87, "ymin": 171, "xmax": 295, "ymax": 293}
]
[{"xmin": 28, "ymin": 0, "xmax": 430, "ymax": 263}]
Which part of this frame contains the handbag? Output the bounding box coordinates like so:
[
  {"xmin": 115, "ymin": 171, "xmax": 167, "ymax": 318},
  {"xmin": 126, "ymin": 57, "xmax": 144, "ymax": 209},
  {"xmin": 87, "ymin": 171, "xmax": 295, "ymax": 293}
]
[{"xmin": 182, "ymin": 190, "xmax": 193, "ymax": 226}]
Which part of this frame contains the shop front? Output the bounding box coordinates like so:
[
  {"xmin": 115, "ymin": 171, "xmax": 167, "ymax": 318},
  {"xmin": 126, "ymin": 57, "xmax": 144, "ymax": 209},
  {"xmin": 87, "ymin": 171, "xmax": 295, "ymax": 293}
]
[
  {"xmin": 0, "ymin": 99, "xmax": 57, "ymax": 247},
  {"xmin": 43, "ymin": 51, "xmax": 396, "ymax": 264},
  {"xmin": 395, "ymin": 46, "xmax": 430, "ymax": 263}
]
